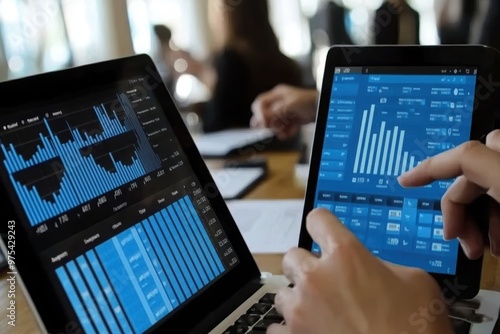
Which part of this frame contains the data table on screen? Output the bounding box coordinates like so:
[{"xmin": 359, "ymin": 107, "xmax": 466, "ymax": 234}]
[{"xmin": 55, "ymin": 196, "xmax": 225, "ymax": 334}]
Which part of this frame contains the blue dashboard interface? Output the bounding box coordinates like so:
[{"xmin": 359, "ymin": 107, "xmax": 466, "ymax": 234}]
[
  {"xmin": 313, "ymin": 67, "xmax": 478, "ymax": 275},
  {"xmin": 0, "ymin": 77, "xmax": 239, "ymax": 333}
]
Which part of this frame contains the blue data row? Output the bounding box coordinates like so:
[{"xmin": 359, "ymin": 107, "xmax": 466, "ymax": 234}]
[
  {"xmin": 314, "ymin": 192, "xmax": 459, "ymax": 274},
  {"xmin": 56, "ymin": 196, "xmax": 224, "ymax": 334}
]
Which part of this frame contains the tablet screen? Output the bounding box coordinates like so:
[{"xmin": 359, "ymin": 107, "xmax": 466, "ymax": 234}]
[{"xmin": 312, "ymin": 66, "xmax": 478, "ymax": 275}]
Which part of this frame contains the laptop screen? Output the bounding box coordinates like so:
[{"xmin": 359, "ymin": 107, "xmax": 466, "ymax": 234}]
[
  {"xmin": 0, "ymin": 76, "xmax": 239, "ymax": 333},
  {"xmin": 312, "ymin": 66, "xmax": 478, "ymax": 275}
]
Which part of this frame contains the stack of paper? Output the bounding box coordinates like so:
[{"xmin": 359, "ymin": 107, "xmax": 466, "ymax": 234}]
[{"xmin": 226, "ymin": 199, "xmax": 304, "ymax": 254}]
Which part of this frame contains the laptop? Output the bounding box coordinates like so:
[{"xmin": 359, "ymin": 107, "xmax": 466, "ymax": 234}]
[
  {"xmin": 299, "ymin": 45, "xmax": 500, "ymax": 334},
  {"xmin": 0, "ymin": 55, "xmax": 288, "ymax": 333}
]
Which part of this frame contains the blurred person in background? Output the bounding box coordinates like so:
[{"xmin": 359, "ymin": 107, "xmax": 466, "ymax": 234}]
[
  {"xmin": 374, "ymin": 0, "xmax": 420, "ymax": 45},
  {"xmin": 166, "ymin": 0, "xmax": 304, "ymax": 133},
  {"xmin": 480, "ymin": 0, "xmax": 500, "ymax": 52},
  {"xmin": 153, "ymin": 25, "xmax": 177, "ymax": 95},
  {"xmin": 434, "ymin": 0, "xmax": 477, "ymax": 44},
  {"xmin": 310, "ymin": 0, "xmax": 353, "ymax": 46}
]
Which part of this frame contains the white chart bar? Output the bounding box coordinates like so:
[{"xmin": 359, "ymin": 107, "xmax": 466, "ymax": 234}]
[
  {"xmin": 409, "ymin": 156, "xmax": 416, "ymax": 170},
  {"xmin": 394, "ymin": 130, "xmax": 405, "ymax": 176},
  {"xmin": 380, "ymin": 130, "xmax": 392, "ymax": 175},
  {"xmin": 353, "ymin": 110, "xmax": 368, "ymax": 174},
  {"xmin": 373, "ymin": 121, "xmax": 386, "ymax": 175},
  {"xmin": 401, "ymin": 152, "xmax": 409, "ymax": 173},
  {"xmin": 366, "ymin": 134, "xmax": 377, "ymax": 174},
  {"xmin": 386, "ymin": 127, "xmax": 399, "ymax": 176},
  {"xmin": 359, "ymin": 105, "xmax": 375, "ymax": 174}
]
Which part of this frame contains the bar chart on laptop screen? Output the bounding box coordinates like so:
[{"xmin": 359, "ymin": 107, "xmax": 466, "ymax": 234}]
[{"xmin": 0, "ymin": 93, "xmax": 163, "ymax": 226}]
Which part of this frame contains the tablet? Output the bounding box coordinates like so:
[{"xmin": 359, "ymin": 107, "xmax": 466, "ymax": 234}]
[{"xmin": 299, "ymin": 45, "xmax": 500, "ymax": 299}]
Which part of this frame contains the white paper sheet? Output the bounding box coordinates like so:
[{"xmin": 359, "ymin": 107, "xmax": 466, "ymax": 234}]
[
  {"xmin": 226, "ymin": 199, "xmax": 304, "ymax": 254},
  {"xmin": 194, "ymin": 128, "xmax": 274, "ymax": 157},
  {"xmin": 469, "ymin": 289, "xmax": 500, "ymax": 333},
  {"xmin": 210, "ymin": 167, "xmax": 265, "ymax": 199}
]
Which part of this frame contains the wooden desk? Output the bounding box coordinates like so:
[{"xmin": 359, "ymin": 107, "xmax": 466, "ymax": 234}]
[{"xmin": 1, "ymin": 151, "xmax": 499, "ymax": 333}]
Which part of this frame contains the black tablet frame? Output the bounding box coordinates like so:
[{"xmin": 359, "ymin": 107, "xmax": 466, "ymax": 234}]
[
  {"xmin": 299, "ymin": 45, "xmax": 500, "ymax": 300},
  {"xmin": 0, "ymin": 54, "xmax": 261, "ymax": 333}
]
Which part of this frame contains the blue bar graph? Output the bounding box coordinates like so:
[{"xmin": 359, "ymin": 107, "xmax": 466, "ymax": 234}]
[
  {"xmin": 2, "ymin": 94, "xmax": 162, "ymax": 226},
  {"xmin": 56, "ymin": 267, "xmax": 96, "ymax": 334},
  {"xmin": 76, "ymin": 256, "xmax": 123, "ymax": 334},
  {"xmin": 66, "ymin": 261, "xmax": 108, "ymax": 333},
  {"xmin": 352, "ymin": 104, "xmax": 422, "ymax": 177},
  {"xmin": 55, "ymin": 196, "xmax": 224, "ymax": 334}
]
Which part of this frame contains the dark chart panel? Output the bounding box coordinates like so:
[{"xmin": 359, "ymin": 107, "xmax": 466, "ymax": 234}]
[
  {"xmin": 1, "ymin": 93, "xmax": 161, "ymax": 227},
  {"xmin": 313, "ymin": 67, "xmax": 477, "ymax": 275}
]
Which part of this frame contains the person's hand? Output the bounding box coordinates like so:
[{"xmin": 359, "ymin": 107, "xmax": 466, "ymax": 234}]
[
  {"xmin": 251, "ymin": 85, "xmax": 318, "ymax": 140},
  {"xmin": 268, "ymin": 209, "xmax": 453, "ymax": 334},
  {"xmin": 399, "ymin": 130, "xmax": 500, "ymax": 260}
]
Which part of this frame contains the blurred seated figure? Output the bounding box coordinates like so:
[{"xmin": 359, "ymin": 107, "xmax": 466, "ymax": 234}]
[
  {"xmin": 434, "ymin": 0, "xmax": 477, "ymax": 44},
  {"xmin": 374, "ymin": 0, "xmax": 420, "ymax": 45},
  {"xmin": 310, "ymin": 0, "xmax": 353, "ymax": 46},
  {"xmin": 152, "ymin": 25, "xmax": 177, "ymax": 94},
  {"xmin": 480, "ymin": 0, "xmax": 500, "ymax": 52},
  {"xmin": 188, "ymin": 0, "xmax": 303, "ymax": 133}
]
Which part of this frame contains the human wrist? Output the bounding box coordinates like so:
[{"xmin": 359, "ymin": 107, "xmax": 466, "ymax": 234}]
[{"xmin": 304, "ymin": 90, "xmax": 319, "ymax": 122}]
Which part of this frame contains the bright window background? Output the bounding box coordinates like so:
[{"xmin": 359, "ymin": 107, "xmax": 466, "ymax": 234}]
[
  {"xmin": 269, "ymin": 0, "xmax": 312, "ymax": 57},
  {"xmin": 0, "ymin": 0, "xmax": 445, "ymax": 83},
  {"xmin": 61, "ymin": 0, "xmax": 104, "ymax": 65},
  {"xmin": 0, "ymin": 0, "xmax": 71, "ymax": 79},
  {"xmin": 0, "ymin": 0, "xmax": 133, "ymax": 81}
]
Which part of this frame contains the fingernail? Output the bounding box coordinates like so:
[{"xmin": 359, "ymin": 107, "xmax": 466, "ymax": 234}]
[
  {"xmin": 398, "ymin": 171, "xmax": 410, "ymax": 180},
  {"xmin": 459, "ymin": 239, "xmax": 471, "ymax": 257},
  {"xmin": 397, "ymin": 176, "xmax": 409, "ymax": 188}
]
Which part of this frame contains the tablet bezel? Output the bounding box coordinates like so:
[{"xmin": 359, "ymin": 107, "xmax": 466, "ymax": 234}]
[
  {"xmin": 0, "ymin": 55, "xmax": 261, "ymax": 333},
  {"xmin": 299, "ymin": 45, "xmax": 500, "ymax": 299}
]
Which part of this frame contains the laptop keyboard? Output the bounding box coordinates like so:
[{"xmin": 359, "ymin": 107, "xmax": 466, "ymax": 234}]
[
  {"xmin": 221, "ymin": 292, "xmax": 473, "ymax": 333},
  {"xmin": 222, "ymin": 293, "xmax": 284, "ymax": 333}
]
